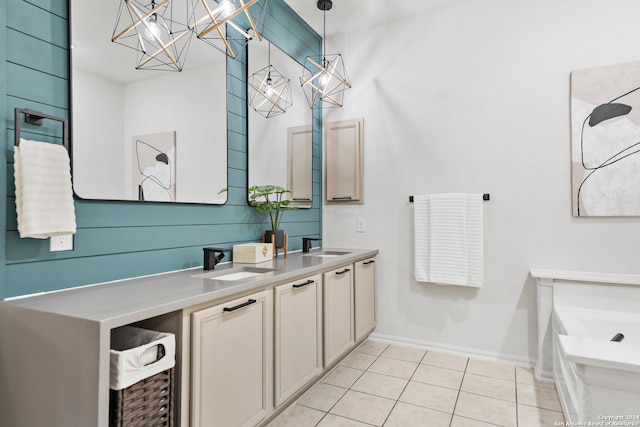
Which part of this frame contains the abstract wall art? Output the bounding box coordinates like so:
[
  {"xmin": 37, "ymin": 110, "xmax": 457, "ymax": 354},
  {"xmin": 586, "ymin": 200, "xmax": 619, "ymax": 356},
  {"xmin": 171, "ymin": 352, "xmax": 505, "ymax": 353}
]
[
  {"xmin": 571, "ymin": 61, "xmax": 640, "ymax": 216},
  {"xmin": 132, "ymin": 131, "xmax": 176, "ymax": 202}
]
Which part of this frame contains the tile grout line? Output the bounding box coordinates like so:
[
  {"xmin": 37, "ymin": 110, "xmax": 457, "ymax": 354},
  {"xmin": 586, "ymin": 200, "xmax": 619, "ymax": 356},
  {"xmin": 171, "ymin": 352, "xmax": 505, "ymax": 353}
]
[
  {"xmin": 448, "ymin": 356, "xmax": 469, "ymax": 427},
  {"xmin": 312, "ymin": 343, "xmax": 388, "ymax": 426},
  {"xmin": 378, "ymin": 346, "xmax": 426, "ymax": 426}
]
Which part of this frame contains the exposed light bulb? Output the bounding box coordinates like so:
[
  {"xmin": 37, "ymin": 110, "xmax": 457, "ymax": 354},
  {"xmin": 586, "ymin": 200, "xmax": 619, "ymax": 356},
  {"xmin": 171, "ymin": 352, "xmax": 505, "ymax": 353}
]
[
  {"xmin": 144, "ymin": 14, "xmax": 162, "ymax": 41},
  {"xmin": 319, "ymin": 72, "xmax": 331, "ymax": 92},
  {"xmin": 265, "ymin": 85, "xmax": 276, "ymax": 99},
  {"xmin": 219, "ymin": 0, "xmax": 236, "ymax": 18}
]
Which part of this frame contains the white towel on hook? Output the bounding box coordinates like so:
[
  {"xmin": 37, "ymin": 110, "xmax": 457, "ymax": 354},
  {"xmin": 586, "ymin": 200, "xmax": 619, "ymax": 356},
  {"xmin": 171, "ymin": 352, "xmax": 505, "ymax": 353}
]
[
  {"xmin": 14, "ymin": 138, "xmax": 76, "ymax": 239},
  {"xmin": 413, "ymin": 193, "xmax": 484, "ymax": 287}
]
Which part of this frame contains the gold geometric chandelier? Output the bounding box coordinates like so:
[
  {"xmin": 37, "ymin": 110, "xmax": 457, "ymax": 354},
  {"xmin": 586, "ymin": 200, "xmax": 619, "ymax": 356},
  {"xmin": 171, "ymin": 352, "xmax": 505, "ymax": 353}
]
[
  {"xmin": 248, "ymin": 43, "xmax": 293, "ymax": 118},
  {"xmin": 112, "ymin": 0, "xmax": 194, "ymax": 71},
  {"xmin": 300, "ymin": 0, "xmax": 351, "ymax": 108},
  {"xmin": 112, "ymin": 0, "xmax": 268, "ymax": 70}
]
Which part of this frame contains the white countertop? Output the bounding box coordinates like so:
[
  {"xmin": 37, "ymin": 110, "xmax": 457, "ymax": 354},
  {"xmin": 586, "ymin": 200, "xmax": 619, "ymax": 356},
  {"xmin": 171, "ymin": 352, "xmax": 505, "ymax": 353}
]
[{"xmin": 1, "ymin": 248, "xmax": 378, "ymax": 328}]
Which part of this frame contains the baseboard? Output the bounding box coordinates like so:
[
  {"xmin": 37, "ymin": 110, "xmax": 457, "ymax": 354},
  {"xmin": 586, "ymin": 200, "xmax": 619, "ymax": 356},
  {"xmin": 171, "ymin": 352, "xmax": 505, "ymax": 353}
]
[{"xmin": 368, "ymin": 332, "xmax": 536, "ymax": 369}]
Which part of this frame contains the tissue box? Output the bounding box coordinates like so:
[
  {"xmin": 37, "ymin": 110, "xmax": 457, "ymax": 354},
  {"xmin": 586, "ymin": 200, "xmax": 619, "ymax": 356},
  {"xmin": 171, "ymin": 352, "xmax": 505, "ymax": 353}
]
[{"xmin": 233, "ymin": 243, "xmax": 273, "ymax": 264}]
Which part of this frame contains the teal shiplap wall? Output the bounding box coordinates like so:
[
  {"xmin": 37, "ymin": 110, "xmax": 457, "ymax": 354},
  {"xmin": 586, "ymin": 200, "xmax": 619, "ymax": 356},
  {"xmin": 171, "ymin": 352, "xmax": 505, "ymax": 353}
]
[{"xmin": 1, "ymin": 0, "xmax": 322, "ymax": 299}]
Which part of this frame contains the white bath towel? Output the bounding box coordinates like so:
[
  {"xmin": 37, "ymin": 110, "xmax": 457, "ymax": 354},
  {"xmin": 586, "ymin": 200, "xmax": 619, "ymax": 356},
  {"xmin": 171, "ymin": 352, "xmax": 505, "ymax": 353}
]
[
  {"xmin": 413, "ymin": 193, "xmax": 484, "ymax": 287},
  {"xmin": 14, "ymin": 138, "xmax": 76, "ymax": 239}
]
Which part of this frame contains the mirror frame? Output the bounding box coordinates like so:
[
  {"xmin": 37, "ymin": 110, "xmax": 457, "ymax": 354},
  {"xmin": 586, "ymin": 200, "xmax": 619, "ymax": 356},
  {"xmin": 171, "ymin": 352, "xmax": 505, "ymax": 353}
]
[{"xmin": 68, "ymin": 3, "xmax": 229, "ymax": 205}]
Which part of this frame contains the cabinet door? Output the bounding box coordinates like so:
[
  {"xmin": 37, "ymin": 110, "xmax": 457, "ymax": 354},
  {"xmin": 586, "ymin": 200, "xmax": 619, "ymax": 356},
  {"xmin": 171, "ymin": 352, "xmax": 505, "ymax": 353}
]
[
  {"xmin": 274, "ymin": 274, "xmax": 323, "ymax": 406},
  {"xmin": 287, "ymin": 125, "xmax": 313, "ymax": 207},
  {"xmin": 323, "ymin": 266, "xmax": 355, "ymax": 366},
  {"xmin": 191, "ymin": 289, "xmax": 273, "ymax": 427},
  {"xmin": 325, "ymin": 118, "xmax": 364, "ymax": 204},
  {"xmin": 354, "ymin": 258, "xmax": 376, "ymax": 341}
]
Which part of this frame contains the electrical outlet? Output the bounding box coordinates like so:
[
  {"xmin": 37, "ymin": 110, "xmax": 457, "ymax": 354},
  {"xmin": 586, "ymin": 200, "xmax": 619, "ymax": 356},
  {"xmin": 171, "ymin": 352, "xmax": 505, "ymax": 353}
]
[
  {"xmin": 50, "ymin": 234, "xmax": 74, "ymax": 252},
  {"xmin": 356, "ymin": 217, "xmax": 366, "ymax": 233}
]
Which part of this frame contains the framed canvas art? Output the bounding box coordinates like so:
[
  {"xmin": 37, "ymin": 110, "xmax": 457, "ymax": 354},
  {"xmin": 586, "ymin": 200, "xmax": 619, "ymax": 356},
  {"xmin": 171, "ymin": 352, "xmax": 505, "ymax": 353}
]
[{"xmin": 571, "ymin": 61, "xmax": 640, "ymax": 216}]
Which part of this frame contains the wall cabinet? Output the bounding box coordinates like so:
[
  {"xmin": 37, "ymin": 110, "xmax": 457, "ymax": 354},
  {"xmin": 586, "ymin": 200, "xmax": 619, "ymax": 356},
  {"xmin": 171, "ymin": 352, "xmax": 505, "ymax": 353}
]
[
  {"xmin": 323, "ymin": 266, "xmax": 355, "ymax": 366},
  {"xmin": 287, "ymin": 125, "xmax": 313, "ymax": 207},
  {"xmin": 354, "ymin": 258, "xmax": 376, "ymax": 341},
  {"xmin": 325, "ymin": 118, "xmax": 364, "ymax": 204},
  {"xmin": 274, "ymin": 274, "xmax": 323, "ymax": 406},
  {"xmin": 190, "ymin": 289, "xmax": 273, "ymax": 427}
]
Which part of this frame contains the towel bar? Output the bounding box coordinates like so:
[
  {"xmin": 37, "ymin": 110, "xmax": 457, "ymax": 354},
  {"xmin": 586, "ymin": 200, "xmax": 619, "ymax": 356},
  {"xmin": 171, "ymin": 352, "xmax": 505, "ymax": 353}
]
[
  {"xmin": 409, "ymin": 194, "xmax": 490, "ymax": 202},
  {"xmin": 14, "ymin": 108, "xmax": 69, "ymax": 151}
]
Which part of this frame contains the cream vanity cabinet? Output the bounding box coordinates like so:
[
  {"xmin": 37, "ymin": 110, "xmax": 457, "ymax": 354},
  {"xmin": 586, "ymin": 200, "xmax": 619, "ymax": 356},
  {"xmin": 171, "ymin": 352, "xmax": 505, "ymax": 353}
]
[
  {"xmin": 274, "ymin": 274, "xmax": 323, "ymax": 406},
  {"xmin": 354, "ymin": 258, "xmax": 376, "ymax": 341},
  {"xmin": 323, "ymin": 265, "xmax": 355, "ymax": 366},
  {"xmin": 187, "ymin": 289, "xmax": 273, "ymax": 427},
  {"xmin": 0, "ymin": 249, "xmax": 379, "ymax": 427}
]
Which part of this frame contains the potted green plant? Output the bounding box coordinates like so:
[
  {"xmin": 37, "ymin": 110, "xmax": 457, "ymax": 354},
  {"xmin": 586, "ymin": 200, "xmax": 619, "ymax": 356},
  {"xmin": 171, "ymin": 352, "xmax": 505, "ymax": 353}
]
[{"xmin": 248, "ymin": 185, "xmax": 298, "ymax": 247}]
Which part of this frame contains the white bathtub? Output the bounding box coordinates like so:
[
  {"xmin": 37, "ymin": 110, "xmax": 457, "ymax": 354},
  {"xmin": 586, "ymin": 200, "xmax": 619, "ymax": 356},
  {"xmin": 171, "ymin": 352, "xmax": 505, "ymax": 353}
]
[{"xmin": 553, "ymin": 305, "xmax": 640, "ymax": 423}]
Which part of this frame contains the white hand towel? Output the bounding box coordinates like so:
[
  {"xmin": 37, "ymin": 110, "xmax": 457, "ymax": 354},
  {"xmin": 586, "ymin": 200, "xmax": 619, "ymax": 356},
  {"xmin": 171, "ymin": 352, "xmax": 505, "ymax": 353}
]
[
  {"xmin": 14, "ymin": 138, "xmax": 76, "ymax": 239},
  {"xmin": 429, "ymin": 194, "xmax": 469, "ymax": 285},
  {"xmin": 413, "ymin": 195, "xmax": 431, "ymax": 283},
  {"xmin": 413, "ymin": 193, "xmax": 484, "ymax": 287}
]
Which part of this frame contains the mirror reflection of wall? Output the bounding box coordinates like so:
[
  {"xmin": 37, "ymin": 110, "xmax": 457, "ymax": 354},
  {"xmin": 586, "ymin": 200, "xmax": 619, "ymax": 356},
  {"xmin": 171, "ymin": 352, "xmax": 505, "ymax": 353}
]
[
  {"xmin": 248, "ymin": 39, "xmax": 313, "ymax": 208},
  {"xmin": 70, "ymin": 0, "xmax": 228, "ymax": 204}
]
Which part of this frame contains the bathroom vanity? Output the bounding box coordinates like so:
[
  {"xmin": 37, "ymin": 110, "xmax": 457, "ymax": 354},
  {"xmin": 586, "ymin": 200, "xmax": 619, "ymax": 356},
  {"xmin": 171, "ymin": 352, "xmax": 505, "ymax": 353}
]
[{"xmin": 0, "ymin": 248, "xmax": 377, "ymax": 427}]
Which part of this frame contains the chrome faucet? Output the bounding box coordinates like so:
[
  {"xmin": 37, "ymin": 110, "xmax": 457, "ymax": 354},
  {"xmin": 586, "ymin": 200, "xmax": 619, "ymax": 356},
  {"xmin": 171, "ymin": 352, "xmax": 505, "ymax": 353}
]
[
  {"xmin": 203, "ymin": 247, "xmax": 231, "ymax": 270},
  {"xmin": 302, "ymin": 238, "xmax": 319, "ymax": 253}
]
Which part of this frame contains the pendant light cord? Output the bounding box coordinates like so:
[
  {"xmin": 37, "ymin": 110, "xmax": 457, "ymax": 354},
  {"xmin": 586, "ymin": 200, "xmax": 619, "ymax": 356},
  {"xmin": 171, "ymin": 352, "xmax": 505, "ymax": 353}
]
[
  {"xmin": 267, "ymin": 42, "xmax": 272, "ymax": 82},
  {"xmin": 323, "ymin": 9, "xmax": 327, "ymax": 64}
]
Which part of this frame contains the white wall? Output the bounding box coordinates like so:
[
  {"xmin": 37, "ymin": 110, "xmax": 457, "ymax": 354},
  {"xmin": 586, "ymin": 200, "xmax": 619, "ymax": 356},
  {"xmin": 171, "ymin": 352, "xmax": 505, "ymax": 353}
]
[
  {"xmin": 322, "ymin": 0, "xmax": 640, "ymax": 364},
  {"xmin": 72, "ymin": 69, "xmax": 124, "ymax": 199}
]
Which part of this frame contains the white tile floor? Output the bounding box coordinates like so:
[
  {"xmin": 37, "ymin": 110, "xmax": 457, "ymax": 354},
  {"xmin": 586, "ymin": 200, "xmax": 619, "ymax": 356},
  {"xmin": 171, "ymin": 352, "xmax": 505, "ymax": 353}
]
[{"xmin": 268, "ymin": 340, "xmax": 564, "ymax": 427}]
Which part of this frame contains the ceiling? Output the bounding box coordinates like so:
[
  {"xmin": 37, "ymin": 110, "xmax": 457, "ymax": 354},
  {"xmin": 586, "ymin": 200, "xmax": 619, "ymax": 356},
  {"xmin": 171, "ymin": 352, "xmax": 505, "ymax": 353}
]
[{"xmin": 284, "ymin": 0, "xmax": 366, "ymax": 37}]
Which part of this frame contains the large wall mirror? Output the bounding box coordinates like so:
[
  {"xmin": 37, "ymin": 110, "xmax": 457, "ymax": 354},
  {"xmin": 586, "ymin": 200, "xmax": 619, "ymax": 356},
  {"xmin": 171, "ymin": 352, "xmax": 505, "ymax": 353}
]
[
  {"xmin": 70, "ymin": 2, "xmax": 228, "ymax": 204},
  {"xmin": 248, "ymin": 39, "xmax": 313, "ymax": 208}
]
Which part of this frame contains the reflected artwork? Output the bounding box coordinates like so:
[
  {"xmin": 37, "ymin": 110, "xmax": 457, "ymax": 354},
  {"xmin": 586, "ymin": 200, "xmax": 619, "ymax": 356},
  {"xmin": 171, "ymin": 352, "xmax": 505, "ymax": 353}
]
[{"xmin": 132, "ymin": 131, "xmax": 176, "ymax": 202}]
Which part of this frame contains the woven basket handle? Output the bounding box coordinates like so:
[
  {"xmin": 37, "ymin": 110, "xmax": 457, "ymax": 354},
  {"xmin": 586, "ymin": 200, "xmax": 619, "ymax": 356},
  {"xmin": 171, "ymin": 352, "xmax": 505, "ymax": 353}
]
[{"xmin": 139, "ymin": 343, "xmax": 166, "ymax": 367}]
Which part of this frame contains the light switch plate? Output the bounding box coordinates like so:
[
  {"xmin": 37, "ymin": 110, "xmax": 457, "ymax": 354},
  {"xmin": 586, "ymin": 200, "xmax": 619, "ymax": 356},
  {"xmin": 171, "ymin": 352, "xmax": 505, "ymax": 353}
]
[{"xmin": 50, "ymin": 234, "xmax": 74, "ymax": 252}]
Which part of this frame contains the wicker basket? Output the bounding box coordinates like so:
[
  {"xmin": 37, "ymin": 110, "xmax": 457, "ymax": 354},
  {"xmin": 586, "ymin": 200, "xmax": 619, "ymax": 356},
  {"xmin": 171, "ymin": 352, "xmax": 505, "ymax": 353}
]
[{"xmin": 109, "ymin": 367, "xmax": 174, "ymax": 427}]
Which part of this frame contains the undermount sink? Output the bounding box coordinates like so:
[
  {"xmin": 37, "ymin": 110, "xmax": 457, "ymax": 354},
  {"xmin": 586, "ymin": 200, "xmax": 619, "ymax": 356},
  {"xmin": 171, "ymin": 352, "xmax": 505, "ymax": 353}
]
[
  {"xmin": 303, "ymin": 251, "xmax": 350, "ymax": 258},
  {"xmin": 192, "ymin": 267, "xmax": 275, "ymax": 281}
]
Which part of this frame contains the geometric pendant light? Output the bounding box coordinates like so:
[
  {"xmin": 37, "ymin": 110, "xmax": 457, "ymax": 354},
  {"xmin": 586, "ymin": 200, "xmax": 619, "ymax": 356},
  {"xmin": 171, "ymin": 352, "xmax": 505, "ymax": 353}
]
[
  {"xmin": 191, "ymin": 0, "xmax": 268, "ymax": 59},
  {"xmin": 248, "ymin": 42, "xmax": 293, "ymax": 118},
  {"xmin": 300, "ymin": 0, "xmax": 351, "ymax": 108},
  {"xmin": 112, "ymin": 0, "xmax": 269, "ymax": 69},
  {"xmin": 112, "ymin": 0, "xmax": 194, "ymax": 71}
]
